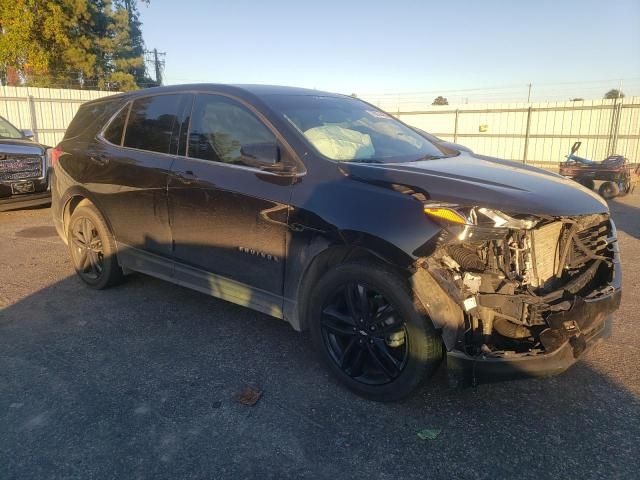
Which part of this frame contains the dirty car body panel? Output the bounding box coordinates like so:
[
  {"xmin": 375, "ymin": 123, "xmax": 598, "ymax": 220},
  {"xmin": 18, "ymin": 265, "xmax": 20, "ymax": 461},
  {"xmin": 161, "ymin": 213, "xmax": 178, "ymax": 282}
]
[{"xmin": 51, "ymin": 84, "xmax": 622, "ymax": 389}]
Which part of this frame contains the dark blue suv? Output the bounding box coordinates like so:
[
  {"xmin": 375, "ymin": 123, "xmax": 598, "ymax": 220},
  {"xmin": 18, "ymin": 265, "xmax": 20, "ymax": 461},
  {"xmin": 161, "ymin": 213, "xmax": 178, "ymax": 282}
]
[{"xmin": 50, "ymin": 85, "xmax": 621, "ymax": 400}]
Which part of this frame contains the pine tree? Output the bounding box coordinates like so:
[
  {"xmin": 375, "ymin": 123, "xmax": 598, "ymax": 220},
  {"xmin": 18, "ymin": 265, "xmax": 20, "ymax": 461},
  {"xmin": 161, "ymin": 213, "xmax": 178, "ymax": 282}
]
[{"xmin": 0, "ymin": 0, "xmax": 154, "ymax": 90}]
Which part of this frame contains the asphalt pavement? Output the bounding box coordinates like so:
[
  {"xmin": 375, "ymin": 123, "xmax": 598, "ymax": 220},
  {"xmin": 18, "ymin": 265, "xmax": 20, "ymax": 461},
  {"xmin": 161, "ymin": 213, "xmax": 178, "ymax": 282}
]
[{"xmin": 1, "ymin": 194, "xmax": 639, "ymax": 479}]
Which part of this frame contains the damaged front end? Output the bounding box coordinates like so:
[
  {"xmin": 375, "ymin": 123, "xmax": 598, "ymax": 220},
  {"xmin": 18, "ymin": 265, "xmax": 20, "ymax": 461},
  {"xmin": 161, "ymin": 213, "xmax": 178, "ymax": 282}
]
[{"xmin": 413, "ymin": 204, "xmax": 622, "ymax": 386}]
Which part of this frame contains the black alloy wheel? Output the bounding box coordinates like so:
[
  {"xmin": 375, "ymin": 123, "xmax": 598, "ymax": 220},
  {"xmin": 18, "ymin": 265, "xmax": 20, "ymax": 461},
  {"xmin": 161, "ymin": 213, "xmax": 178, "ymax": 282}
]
[
  {"xmin": 320, "ymin": 282, "xmax": 409, "ymax": 385},
  {"xmin": 309, "ymin": 260, "xmax": 443, "ymax": 401}
]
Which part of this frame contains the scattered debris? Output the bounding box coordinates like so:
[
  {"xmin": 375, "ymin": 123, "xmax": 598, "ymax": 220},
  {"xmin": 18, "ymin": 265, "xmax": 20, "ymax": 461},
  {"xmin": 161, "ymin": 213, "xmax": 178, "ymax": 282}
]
[
  {"xmin": 234, "ymin": 387, "xmax": 262, "ymax": 406},
  {"xmin": 417, "ymin": 428, "xmax": 442, "ymax": 440}
]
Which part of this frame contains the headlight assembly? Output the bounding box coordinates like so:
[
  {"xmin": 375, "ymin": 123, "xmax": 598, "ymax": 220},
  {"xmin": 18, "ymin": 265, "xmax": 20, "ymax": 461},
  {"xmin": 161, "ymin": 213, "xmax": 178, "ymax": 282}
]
[{"xmin": 423, "ymin": 203, "xmax": 539, "ymax": 241}]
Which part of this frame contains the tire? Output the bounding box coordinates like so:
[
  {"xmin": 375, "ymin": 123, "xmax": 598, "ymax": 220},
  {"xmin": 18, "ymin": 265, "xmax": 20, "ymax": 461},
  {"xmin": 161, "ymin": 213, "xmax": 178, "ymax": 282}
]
[
  {"xmin": 578, "ymin": 178, "xmax": 595, "ymax": 190},
  {"xmin": 598, "ymin": 181, "xmax": 620, "ymax": 199},
  {"xmin": 67, "ymin": 202, "xmax": 123, "ymax": 289},
  {"xmin": 617, "ymin": 180, "xmax": 630, "ymax": 196},
  {"xmin": 308, "ymin": 260, "xmax": 443, "ymax": 401}
]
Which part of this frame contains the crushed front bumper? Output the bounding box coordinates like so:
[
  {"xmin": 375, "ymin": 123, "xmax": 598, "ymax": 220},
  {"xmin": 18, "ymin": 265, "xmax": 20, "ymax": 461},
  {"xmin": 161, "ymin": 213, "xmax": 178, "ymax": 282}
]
[{"xmin": 447, "ymin": 287, "xmax": 621, "ymax": 386}]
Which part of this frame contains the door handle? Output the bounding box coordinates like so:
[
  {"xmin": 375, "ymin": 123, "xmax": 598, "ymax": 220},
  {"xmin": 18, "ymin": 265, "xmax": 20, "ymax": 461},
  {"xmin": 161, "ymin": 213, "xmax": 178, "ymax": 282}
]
[
  {"xmin": 175, "ymin": 170, "xmax": 197, "ymax": 185},
  {"xmin": 90, "ymin": 154, "xmax": 109, "ymax": 166}
]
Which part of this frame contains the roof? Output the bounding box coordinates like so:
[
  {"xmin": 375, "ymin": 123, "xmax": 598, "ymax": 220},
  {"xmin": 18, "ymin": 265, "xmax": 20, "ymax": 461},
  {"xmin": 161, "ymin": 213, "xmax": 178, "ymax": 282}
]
[{"xmin": 87, "ymin": 84, "xmax": 342, "ymax": 106}]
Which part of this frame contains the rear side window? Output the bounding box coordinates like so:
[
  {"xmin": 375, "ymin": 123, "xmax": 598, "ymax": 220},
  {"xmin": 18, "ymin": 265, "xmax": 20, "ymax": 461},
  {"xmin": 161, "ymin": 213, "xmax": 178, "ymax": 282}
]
[
  {"xmin": 188, "ymin": 94, "xmax": 275, "ymax": 164},
  {"xmin": 102, "ymin": 104, "xmax": 129, "ymax": 145},
  {"xmin": 124, "ymin": 95, "xmax": 183, "ymax": 154}
]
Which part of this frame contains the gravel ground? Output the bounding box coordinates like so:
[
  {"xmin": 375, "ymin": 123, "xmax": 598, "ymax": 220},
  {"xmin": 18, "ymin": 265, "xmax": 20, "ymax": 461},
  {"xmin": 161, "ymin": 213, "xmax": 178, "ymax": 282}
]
[{"xmin": 1, "ymin": 194, "xmax": 639, "ymax": 480}]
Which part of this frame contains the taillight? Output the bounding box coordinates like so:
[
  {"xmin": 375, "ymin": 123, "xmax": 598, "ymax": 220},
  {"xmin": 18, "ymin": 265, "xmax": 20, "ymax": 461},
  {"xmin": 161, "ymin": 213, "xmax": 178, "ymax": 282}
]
[{"xmin": 49, "ymin": 145, "xmax": 62, "ymax": 168}]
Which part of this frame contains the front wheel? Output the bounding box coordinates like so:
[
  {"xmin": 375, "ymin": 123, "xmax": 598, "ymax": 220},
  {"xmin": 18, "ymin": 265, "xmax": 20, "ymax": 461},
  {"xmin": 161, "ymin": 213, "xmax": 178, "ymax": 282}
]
[
  {"xmin": 599, "ymin": 181, "xmax": 620, "ymax": 199},
  {"xmin": 308, "ymin": 260, "xmax": 443, "ymax": 401}
]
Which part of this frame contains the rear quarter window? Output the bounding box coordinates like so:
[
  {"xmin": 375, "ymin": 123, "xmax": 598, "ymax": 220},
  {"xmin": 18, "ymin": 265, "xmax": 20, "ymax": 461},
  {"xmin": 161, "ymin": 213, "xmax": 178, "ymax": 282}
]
[
  {"xmin": 102, "ymin": 104, "xmax": 130, "ymax": 145},
  {"xmin": 64, "ymin": 99, "xmax": 124, "ymax": 141}
]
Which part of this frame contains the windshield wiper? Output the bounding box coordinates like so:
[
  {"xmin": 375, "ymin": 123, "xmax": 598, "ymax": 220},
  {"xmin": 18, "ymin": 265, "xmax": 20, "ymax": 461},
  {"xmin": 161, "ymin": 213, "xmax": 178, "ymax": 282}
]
[
  {"xmin": 349, "ymin": 158, "xmax": 384, "ymax": 164},
  {"xmin": 413, "ymin": 154, "xmax": 445, "ymax": 161}
]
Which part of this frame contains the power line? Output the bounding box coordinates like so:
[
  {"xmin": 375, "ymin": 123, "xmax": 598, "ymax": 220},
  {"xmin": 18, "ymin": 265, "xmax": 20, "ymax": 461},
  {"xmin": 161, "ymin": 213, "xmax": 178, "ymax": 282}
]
[{"xmin": 359, "ymin": 77, "xmax": 640, "ymax": 97}]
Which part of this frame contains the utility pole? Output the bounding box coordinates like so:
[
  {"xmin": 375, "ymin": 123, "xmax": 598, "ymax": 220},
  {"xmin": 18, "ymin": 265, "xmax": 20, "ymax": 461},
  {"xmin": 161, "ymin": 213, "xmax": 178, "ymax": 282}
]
[
  {"xmin": 144, "ymin": 49, "xmax": 166, "ymax": 86},
  {"xmin": 154, "ymin": 49, "xmax": 162, "ymax": 85},
  {"xmin": 527, "ymin": 83, "xmax": 532, "ymax": 103}
]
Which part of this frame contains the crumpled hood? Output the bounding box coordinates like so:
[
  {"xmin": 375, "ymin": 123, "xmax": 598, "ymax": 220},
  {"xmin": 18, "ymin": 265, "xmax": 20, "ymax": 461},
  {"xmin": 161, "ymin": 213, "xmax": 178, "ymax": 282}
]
[
  {"xmin": 0, "ymin": 139, "xmax": 46, "ymax": 156},
  {"xmin": 340, "ymin": 153, "xmax": 608, "ymax": 217}
]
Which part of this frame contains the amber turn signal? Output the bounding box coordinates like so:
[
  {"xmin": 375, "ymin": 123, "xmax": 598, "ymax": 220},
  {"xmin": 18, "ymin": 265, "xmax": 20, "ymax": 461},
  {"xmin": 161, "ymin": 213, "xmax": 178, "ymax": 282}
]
[{"xmin": 423, "ymin": 207, "xmax": 467, "ymax": 224}]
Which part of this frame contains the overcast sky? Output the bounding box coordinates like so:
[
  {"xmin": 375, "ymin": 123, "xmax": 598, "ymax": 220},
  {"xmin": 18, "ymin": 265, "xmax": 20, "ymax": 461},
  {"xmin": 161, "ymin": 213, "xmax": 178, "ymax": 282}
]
[{"xmin": 140, "ymin": 0, "xmax": 640, "ymax": 99}]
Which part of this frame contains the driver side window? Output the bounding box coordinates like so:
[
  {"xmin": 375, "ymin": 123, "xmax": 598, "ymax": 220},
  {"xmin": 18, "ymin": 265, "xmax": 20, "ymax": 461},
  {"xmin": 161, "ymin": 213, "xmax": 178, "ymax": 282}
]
[{"xmin": 188, "ymin": 94, "xmax": 275, "ymax": 165}]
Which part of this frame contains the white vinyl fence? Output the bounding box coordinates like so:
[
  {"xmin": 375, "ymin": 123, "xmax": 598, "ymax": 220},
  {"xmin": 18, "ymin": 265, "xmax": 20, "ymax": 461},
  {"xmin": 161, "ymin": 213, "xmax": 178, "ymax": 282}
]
[
  {"xmin": 0, "ymin": 86, "xmax": 117, "ymax": 147},
  {"xmin": 373, "ymin": 97, "xmax": 640, "ymax": 166},
  {"xmin": 2, "ymin": 86, "xmax": 638, "ymax": 166}
]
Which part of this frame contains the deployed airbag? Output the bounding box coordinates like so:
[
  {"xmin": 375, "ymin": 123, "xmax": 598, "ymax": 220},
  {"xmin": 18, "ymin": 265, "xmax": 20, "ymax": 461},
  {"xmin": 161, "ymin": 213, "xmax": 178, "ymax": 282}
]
[{"xmin": 304, "ymin": 125, "xmax": 374, "ymax": 160}]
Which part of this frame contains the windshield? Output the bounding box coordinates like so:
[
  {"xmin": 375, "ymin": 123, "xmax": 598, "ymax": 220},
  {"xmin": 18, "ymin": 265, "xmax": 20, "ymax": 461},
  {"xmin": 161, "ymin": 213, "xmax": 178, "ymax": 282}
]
[
  {"xmin": 0, "ymin": 116, "xmax": 23, "ymax": 140},
  {"xmin": 264, "ymin": 95, "xmax": 448, "ymax": 163}
]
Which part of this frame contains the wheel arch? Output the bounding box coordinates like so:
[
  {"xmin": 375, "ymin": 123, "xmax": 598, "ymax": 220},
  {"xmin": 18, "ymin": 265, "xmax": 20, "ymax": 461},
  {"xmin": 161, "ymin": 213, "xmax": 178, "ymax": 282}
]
[
  {"xmin": 286, "ymin": 231, "xmax": 415, "ymax": 332},
  {"xmin": 60, "ymin": 187, "xmax": 116, "ymax": 242}
]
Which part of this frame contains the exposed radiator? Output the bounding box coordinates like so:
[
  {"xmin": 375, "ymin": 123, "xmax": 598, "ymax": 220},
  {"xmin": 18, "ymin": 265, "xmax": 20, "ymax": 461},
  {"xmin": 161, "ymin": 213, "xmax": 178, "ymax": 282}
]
[{"xmin": 530, "ymin": 221, "xmax": 563, "ymax": 288}]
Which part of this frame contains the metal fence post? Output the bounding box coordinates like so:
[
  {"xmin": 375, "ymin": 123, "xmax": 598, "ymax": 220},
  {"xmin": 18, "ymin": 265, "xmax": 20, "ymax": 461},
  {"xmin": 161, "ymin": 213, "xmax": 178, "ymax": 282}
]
[
  {"xmin": 522, "ymin": 106, "xmax": 532, "ymax": 164},
  {"xmin": 27, "ymin": 95, "xmax": 39, "ymax": 143},
  {"xmin": 453, "ymin": 109, "xmax": 459, "ymax": 143},
  {"xmin": 609, "ymin": 101, "xmax": 623, "ymax": 156}
]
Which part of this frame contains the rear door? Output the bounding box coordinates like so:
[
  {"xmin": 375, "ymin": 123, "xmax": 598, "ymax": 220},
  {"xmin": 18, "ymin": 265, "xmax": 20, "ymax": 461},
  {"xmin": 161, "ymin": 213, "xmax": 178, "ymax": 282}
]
[
  {"xmin": 91, "ymin": 93, "xmax": 191, "ymax": 268},
  {"xmin": 168, "ymin": 93, "xmax": 295, "ymax": 307}
]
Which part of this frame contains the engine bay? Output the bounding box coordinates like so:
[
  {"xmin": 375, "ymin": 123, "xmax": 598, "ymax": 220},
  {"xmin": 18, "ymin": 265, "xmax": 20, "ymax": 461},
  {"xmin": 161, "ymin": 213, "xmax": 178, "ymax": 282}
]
[{"xmin": 420, "ymin": 209, "xmax": 616, "ymax": 358}]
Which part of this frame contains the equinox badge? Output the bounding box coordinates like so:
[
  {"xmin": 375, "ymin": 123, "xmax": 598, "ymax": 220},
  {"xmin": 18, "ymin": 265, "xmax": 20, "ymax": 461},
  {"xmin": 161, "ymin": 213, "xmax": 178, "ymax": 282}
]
[{"xmin": 238, "ymin": 246, "xmax": 279, "ymax": 262}]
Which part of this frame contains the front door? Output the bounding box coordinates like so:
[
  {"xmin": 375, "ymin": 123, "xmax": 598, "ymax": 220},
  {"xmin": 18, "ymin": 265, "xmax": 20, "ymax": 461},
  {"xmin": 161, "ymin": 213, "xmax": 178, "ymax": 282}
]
[{"xmin": 168, "ymin": 93, "xmax": 294, "ymax": 308}]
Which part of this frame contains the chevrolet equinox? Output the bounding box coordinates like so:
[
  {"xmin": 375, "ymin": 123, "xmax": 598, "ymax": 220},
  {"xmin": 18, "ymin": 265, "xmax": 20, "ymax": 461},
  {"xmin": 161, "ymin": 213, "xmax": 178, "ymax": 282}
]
[{"xmin": 51, "ymin": 85, "xmax": 622, "ymax": 400}]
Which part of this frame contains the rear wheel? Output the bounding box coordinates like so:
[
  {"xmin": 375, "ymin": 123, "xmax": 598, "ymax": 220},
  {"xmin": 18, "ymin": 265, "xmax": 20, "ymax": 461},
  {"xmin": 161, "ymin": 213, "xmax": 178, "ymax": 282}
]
[
  {"xmin": 67, "ymin": 203, "xmax": 123, "ymax": 289},
  {"xmin": 617, "ymin": 179, "xmax": 631, "ymax": 196},
  {"xmin": 598, "ymin": 181, "xmax": 620, "ymax": 199},
  {"xmin": 309, "ymin": 260, "xmax": 442, "ymax": 401}
]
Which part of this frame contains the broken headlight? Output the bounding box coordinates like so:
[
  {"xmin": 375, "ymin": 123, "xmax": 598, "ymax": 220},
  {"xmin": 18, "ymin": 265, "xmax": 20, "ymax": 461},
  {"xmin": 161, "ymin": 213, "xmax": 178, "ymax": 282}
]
[{"xmin": 424, "ymin": 204, "xmax": 539, "ymax": 240}]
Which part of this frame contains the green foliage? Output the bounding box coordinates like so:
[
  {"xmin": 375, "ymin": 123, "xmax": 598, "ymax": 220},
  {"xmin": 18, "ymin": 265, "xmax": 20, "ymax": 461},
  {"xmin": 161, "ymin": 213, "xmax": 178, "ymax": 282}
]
[
  {"xmin": 0, "ymin": 0, "xmax": 155, "ymax": 90},
  {"xmin": 604, "ymin": 89, "xmax": 625, "ymax": 99},
  {"xmin": 432, "ymin": 96, "xmax": 449, "ymax": 106}
]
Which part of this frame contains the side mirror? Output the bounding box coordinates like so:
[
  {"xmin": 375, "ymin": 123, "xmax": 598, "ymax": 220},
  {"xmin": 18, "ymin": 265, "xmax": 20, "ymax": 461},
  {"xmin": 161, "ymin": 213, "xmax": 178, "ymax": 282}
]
[
  {"xmin": 21, "ymin": 129, "xmax": 34, "ymax": 139},
  {"xmin": 240, "ymin": 143, "xmax": 280, "ymax": 167}
]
